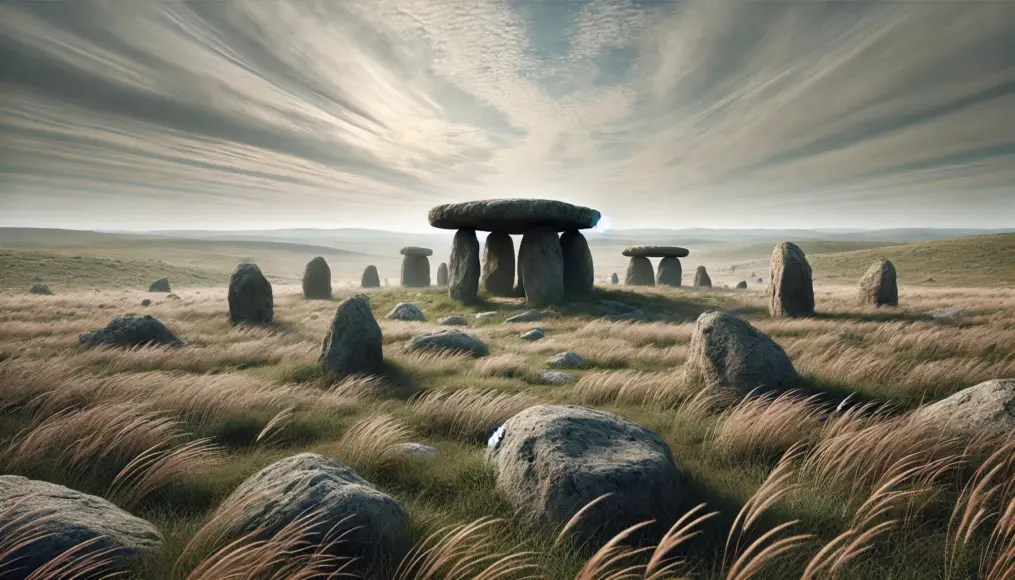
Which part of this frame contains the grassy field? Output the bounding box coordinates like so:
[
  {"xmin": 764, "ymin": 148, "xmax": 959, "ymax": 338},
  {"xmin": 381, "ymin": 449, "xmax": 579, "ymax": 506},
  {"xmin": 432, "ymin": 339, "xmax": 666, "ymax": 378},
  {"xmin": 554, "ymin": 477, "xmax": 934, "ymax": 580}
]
[{"xmin": 1, "ymin": 274, "xmax": 1014, "ymax": 578}]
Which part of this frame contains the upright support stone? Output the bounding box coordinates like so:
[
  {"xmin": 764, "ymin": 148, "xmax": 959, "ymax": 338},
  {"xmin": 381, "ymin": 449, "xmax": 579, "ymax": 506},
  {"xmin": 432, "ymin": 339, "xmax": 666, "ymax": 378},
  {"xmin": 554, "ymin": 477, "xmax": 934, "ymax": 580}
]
[
  {"xmin": 400, "ymin": 256, "xmax": 431, "ymax": 287},
  {"xmin": 625, "ymin": 257, "xmax": 654, "ymax": 286},
  {"xmin": 436, "ymin": 263, "xmax": 449, "ymax": 287},
  {"xmin": 693, "ymin": 266, "xmax": 712, "ymax": 288},
  {"xmin": 361, "ymin": 265, "xmax": 380, "ymax": 288},
  {"xmin": 482, "ymin": 232, "xmax": 516, "ymax": 297},
  {"xmin": 656, "ymin": 257, "xmax": 682, "ymax": 287},
  {"xmin": 518, "ymin": 229, "xmax": 564, "ymax": 307},
  {"xmin": 768, "ymin": 242, "xmax": 814, "ymax": 317},
  {"xmin": 560, "ymin": 230, "xmax": 594, "ymax": 297},
  {"xmin": 449, "ymin": 229, "xmax": 480, "ymax": 303}
]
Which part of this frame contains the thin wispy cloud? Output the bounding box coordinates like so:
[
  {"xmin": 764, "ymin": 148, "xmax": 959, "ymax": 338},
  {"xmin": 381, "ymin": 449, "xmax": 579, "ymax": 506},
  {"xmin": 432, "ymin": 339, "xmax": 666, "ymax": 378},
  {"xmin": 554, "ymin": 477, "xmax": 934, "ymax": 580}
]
[{"xmin": 1, "ymin": 0, "xmax": 1013, "ymax": 230}]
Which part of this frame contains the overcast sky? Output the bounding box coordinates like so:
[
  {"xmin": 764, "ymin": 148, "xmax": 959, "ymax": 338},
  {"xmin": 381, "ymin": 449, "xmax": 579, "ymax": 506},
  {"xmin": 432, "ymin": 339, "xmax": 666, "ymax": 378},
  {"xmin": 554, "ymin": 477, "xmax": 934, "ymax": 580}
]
[{"xmin": 1, "ymin": 0, "xmax": 1013, "ymax": 232}]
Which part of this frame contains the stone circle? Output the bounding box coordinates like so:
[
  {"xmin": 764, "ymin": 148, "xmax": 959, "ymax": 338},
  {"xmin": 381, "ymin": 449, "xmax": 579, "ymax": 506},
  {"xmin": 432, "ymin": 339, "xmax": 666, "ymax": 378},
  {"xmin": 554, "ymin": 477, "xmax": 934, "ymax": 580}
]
[
  {"xmin": 428, "ymin": 199, "xmax": 601, "ymax": 234},
  {"xmin": 400, "ymin": 255, "xmax": 431, "ymax": 287}
]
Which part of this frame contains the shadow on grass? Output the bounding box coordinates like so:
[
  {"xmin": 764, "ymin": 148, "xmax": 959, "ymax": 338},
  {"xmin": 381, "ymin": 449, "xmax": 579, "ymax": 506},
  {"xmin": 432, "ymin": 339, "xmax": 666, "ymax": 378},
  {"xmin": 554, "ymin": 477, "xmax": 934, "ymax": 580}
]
[{"xmin": 812, "ymin": 310, "xmax": 936, "ymax": 324}]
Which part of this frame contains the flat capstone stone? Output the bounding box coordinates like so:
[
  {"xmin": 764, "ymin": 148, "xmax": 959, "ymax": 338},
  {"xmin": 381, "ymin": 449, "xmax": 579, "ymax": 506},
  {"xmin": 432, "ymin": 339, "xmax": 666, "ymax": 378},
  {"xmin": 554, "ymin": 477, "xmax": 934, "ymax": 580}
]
[
  {"xmin": 428, "ymin": 199, "xmax": 601, "ymax": 234},
  {"xmin": 400, "ymin": 247, "xmax": 434, "ymax": 257},
  {"xmin": 622, "ymin": 246, "xmax": 690, "ymax": 258}
]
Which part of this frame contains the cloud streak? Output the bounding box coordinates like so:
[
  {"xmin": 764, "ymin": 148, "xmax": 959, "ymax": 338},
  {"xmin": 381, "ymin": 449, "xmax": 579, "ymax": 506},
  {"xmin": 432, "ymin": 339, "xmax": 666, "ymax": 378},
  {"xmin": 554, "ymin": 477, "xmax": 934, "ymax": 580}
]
[{"xmin": 1, "ymin": 0, "xmax": 1013, "ymax": 230}]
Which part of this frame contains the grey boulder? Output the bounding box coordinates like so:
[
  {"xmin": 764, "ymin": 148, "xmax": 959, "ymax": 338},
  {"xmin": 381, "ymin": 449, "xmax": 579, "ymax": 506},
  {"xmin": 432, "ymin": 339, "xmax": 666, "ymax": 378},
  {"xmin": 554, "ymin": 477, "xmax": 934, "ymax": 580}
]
[
  {"xmin": 228, "ymin": 263, "xmax": 273, "ymax": 324},
  {"xmin": 29, "ymin": 284, "xmax": 52, "ymax": 295},
  {"xmin": 320, "ymin": 295, "xmax": 384, "ymax": 379},
  {"xmin": 912, "ymin": 379, "xmax": 1015, "ymax": 439},
  {"xmin": 548, "ymin": 352, "xmax": 585, "ymax": 369},
  {"xmin": 535, "ymin": 371, "xmax": 573, "ymax": 385},
  {"xmin": 409, "ymin": 329, "xmax": 489, "ymax": 357},
  {"xmin": 692, "ymin": 266, "xmax": 712, "ymax": 288},
  {"xmin": 505, "ymin": 309, "xmax": 542, "ymax": 323},
  {"xmin": 437, "ymin": 315, "xmax": 469, "ymax": 326},
  {"xmin": 520, "ymin": 328, "xmax": 545, "ymax": 341},
  {"xmin": 361, "ymin": 265, "xmax": 381, "ymax": 288},
  {"xmin": 858, "ymin": 259, "xmax": 898, "ymax": 307},
  {"xmin": 79, "ymin": 314, "xmax": 182, "ymax": 348},
  {"xmin": 148, "ymin": 277, "xmax": 170, "ymax": 292},
  {"xmin": 387, "ymin": 303, "xmax": 426, "ymax": 322}
]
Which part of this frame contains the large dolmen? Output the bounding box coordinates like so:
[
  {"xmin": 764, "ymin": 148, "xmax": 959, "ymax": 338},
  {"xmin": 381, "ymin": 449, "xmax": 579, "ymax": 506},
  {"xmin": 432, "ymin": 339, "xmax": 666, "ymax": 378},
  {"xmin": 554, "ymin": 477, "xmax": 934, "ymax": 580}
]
[
  {"xmin": 622, "ymin": 246, "xmax": 689, "ymax": 287},
  {"xmin": 428, "ymin": 199, "xmax": 600, "ymax": 306},
  {"xmin": 400, "ymin": 247, "xmax": 432, "ymax": 287}
]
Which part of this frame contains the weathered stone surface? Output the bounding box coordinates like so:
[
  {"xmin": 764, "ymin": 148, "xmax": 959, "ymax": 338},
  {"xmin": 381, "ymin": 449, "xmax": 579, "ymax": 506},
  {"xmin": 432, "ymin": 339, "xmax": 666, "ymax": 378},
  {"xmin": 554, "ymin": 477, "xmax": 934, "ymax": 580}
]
[
  {"xmin": 429, "ymin": 199, "xmax": 601, "ymax": 234},
  {"xmin": 693, "ymin": 266, "xmax": 712, "ymax": 288},
  {"xmin": 548, "ymin": 352, "xmax": 585, "ymax": 369},
  {"xmin": 436, "ymin": 263, "xmax": 449, "ymax": 286},
  {"xmin": 534, "ymin": 371, "xmax": 573, "ymax": 385},
  {"xmin": 858, "ymin": 259, "xmax": 898, "ymax": 307},
  {"xmin": 0, "ymin": 476, "xmax": 163, "ymax": 580},
  {"xmin": 396, "ymin": 443, "xmax": 438, "ymax": 458},
  {"xmin": 320, "ymin": 295, "xmax": 384, "ymax": 378},
  {"xmin": 622, "ymin": 246, "xmax": 690, "ymax": 258},
  {"xmin": 302, "ymin": 256, "xmax": 332, "ymax": 300},
  {"xmin": 912, "ymin": 379, "xmax": 1015, "ymax": 439},
  {"xmin": 361, "ymin": 265, "xmax": 380, "ymax": 288},
  {"xmin": 149, "ymin": 277, "xmax": 170, "ymax": 292},
  {"xmin": 625, "ymin": 256, "xmax": 655, "ymax": 286},
  {"xmin": 79, "ymin": 314, "xmax": 182, "ymax": 348},
  {"xmin": 656, "ymin": 257, "xmax": 682, "ymax": 287},
  {"xmin": 736, "ymin": 281, "xmax": 748, "ymax": 290},
  {"xmin": 488, "ymin": 405, "xmax": 682, "ymax": 542},
  {"xmin": 610, "ymin": 273, "xmax": 619, "ymax": 285},
  {"xmin": 408, "ymin": 329, "xmax": 488, "ymax": 357},
  {"xmin": 400, "ymin": 255, "xmax": 431, "ymax": 287},
  {"xmin": 482, "ymin": 232, "xmax": 516, "ymax": 297},
  {"xmin": 684, "ymin": 311, "xmax": 799, "ymax": 393},
  {"xmin": 29, "ymin": 284, "xmax": 52, "ymax": 295},
  {"xmin": 518, "ymin": 229, "xmax": 565, "ymax": 307},
  {"xmin": 229, "ymin": 263, "xmax": 273, "ymax": 324},
  {"xmin": 768, "ymin": 242, "xmax": 815, "ymax": 317},
  {"xmin": 449, "ymin": 229, "xmax": 480, "ymax": 303},
  {"xmin": 506, "ymin": 309, "xmax": 542, "ymax": 323},
  {"xmin": 437, "ymin": 315, "xmax": 468, "ymax": 326},
  {"xmin": 560, "ymin": 230, "xmax": 594, "ymax": 297},
  {"xmin": 400, "ymin": 246, "xmax": 433, "ymax": 257},
  {"xmin": 387, "ymin": 303, "xmax": 426, "ymax": 322},
  {"xmin": 520, "ymin": 328, "xmax": 545, "ymax": 341},
  {"xmin": 214, "ymin": 454, "xmax": 407, "ymax": 569}
]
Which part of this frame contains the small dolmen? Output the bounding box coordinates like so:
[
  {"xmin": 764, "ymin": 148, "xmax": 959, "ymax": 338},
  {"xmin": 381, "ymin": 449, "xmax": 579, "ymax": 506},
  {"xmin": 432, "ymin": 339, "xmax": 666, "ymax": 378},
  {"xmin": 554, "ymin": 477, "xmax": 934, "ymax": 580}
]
[
  {"xmin": 400, "ymin": 247, "xmax": 432, "ymax": 287},
  {"xmin": 622, "ymin": 246, "xmax": 689, "ymax": 287},
  {"xmin": 429, "ymin": 199, "xmax": 600, "ymax": 306}
]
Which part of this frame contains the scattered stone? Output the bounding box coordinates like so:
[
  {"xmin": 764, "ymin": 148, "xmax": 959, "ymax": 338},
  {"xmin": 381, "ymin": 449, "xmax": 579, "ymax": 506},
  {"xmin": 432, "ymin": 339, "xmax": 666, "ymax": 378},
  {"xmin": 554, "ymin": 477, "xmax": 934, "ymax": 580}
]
[
  {"xmin": 622, "ymin": 246, "xmax": 690, "ymax": 258},
  {"xmin": 320, "ymin": 295, "xmax": 384, "ymax": 379},
  {"xmin": 228, "ymin": 263, "xmax": 274, "ymax": 324},
  {"xmin": 167, "ymin": 293, "xmax": 180, "ymax": 300},
  {"xmin": 29, "ymin": 284, "xmax": 52, "ymax": 295},
  {"xmin": 302, "ymin": 256, "xmax": 333, "ymax": 300},
  {"xmin": 409, "ymin": 329, "xmax": 489, "ymax": 357},
  {"xmin": 437, "ymin": 315, "xmax": 469, "ymax": 326},
  {"xmin": 693, "ymin": 265, "xmax": 712, "ymax": 288},
  {"xmin": 736, "ymin": 281, "xmax": 748, "ymax": 290},
  {"xmin": 0, "ymin": 476, "xmax": 163, "ymax": 580},
  {"xmin": 482, "ymin": 232, "xmax": 516, "ymax": 297},
  {"xmin": 933, "ymin": 307, "xmax": 965, "ymax": 322},
  {"xmin": 449, "ymin": 229, "xmax": 480, "ymax": 303},
  {"xmin": 214, "ymin": 454, "xmax": 407, "ymax": 570},
  {"xmin": 506, "ymin": 309, "xmax": 542, "ymax": 323},
  {"xmin": 487, "ymin": 405, "xmax": 682, "ymax": 542},
  {"xmin": 141, "ymin": 299, "xmax": 152, "ymax": 307},
  {"xmin": 534, "ymin": 371, "xmax": 573, "ymax": 385},
  {"xmin": 400, "ymin": 247, "xmax": 434, "ymax": 257},
  {"xmin": 912, "ymin": 379, "xmax": 1015, "ymax": 439},
  {"xmin": 475, "ymin": 311, "xmax": 498, "ymax": 320},
  {"xmin": 656, "ymin": 256, "xmax": 683, "ymax": 287},
  {"xmin": 858, "ymin": 259, "xmax": 898, "ymax": 307},
  {"xmin": 148, "ymin": 277, "xmax": 170, "ymax": 292},
  {"xmin": 429, "ymin": 199, "xmax": 601, "ymax": 235},
  {"xmin": 757, "ymin": 278, "xmax": 764, "ymax": 284},
  {"xmin": 518, "ymin": 229, "xmax": 565, "ymax": 307},
  {"xmin": 387, "ymin": 303, "xmax": 426, "ymax": 322},
  {"xmin": 768, "ymin": 242, "xmax": 815, "ymax": 317},
  {"xmin": 625, "ymin": 256, "xmax": 655, "ymax": 286},
  {"xmin": 79, "ymin": 315, "xmax": 183, "ymax": 348},
  {"xmin": 684, "ymin": 311, "xmax": 799, "ymax": 393},
  {"xmin": 362, "ymin": 265, "xmax": 381, "ymax": 288},
  {"xmin": 610, "ymin": 273, "xmax": 619, "ymax": 284},
  {"xmin": 396, "ymin": 443, "xmax": 438, "ymax": 458},
  {"xmin": 560, "ymin": 230, "xmax": 594, "ymax": 297},
  {"xmin": 547, "ymin": 352, "xmax": 585, "ymax": 369},
  {"xmin": 520, "ymin": 328, "xmax": 545, "ymax": 341},
  {"xmin": 400, "ymin": 254, "xmax": 431, "ymax": 288},
  {"xmin": 436, "ymin": 263, "xmax": 449, "ymax": 286}
]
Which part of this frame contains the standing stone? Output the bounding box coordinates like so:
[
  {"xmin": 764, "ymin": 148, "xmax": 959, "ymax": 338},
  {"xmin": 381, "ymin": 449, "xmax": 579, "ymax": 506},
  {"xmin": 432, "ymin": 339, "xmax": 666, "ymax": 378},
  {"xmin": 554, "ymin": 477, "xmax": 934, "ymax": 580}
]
[
  {"xmin": 684, "ymin": 311, "xmax": 799, "ymax": 393},
  {"xmin": 610, "ymin": 273, "xmax": 619, "ymax": 285},
  {"xmin": 302, "ymin": 256, "xmax": 332, "ymax": 299},
  {"xmin": 482, "ymin": 232, "xmax": 516, "ymax": 297},
  {"xmin": 436, "ymin": 263, "xmax": 449, "ymax": 287},
  {"xmin": 768, "ymin": 242, "xmax": 815, "ymax": 317},
  {"xmin": 447, "ymin": 229, "xmax": 481, "ymax": 302},
  {"xmin": 149, "ymin": 277, "xmax": 170, "ymax": 292},
  {"xmin": 858, "ymin": 259, "xmax": 898, "ymax": 307},
  {"xmin": 320, "ymin": 295, "xmax": 384, "ymax": 378},
  {"xmin": 736, "ymin": 281, "xmax": 748, "ymax": 290},
  {"xmin": 693, "ymin": 266, "xmax": 712, "ymax": 288},
  {"xmin": 560, "ymin": 230, "xmax": 594, "ymax": 297},
  {"xmin": 401, "ymin": 255, "xmax": 431, "ymax": 287},
  {"xmin": 625, "ymin": 257, "xmax": 654, "ymax": 286},
  {"xmin": 656, "ymin": 257, "xmax": 682, "ymax": 287},
  {"xmin": 29, "ymin": 284, "xmax": 52, "ymax": 295},
  {"xmin": 518, "ymin": 229, "xmax": 565, "ymax": 307},
  {"xmin": 229, "ymin": 263, "xmax": 273, "ymax": 324},
  {"xmin": 361, "ymin": 265, "xmax": 380, "ymax": 288}
]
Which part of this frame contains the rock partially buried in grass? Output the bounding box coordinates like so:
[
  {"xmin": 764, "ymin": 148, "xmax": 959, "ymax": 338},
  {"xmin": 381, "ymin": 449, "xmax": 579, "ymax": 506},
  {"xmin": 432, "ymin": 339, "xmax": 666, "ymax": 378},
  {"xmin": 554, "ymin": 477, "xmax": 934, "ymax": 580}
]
[
  {"xmin": 79, "ymin": 314, "xmax": 183, "ymax": 348},
  {"xmin": 684, "ymin": 311, "xmax": 799, "ymax": 393},
  {"xmin": 409, "ymin": 329, "xmax": 489, "ymax": 357},
  {"xmin": 520, "ymin": 328, "xmax": 544, "ymax": 341},
  {"xmin": 0, "ymin": 476, "xmax": 163, "ymax": 580},
  {"xmin": 213, "ymin": 453, "xmax": 407, "ymax": 572},
  {"xmin": 535, "ymin": 370, "xmax": 573, "ymax": 385},
  {"xmin": 320, "ymin": 295, "xmax": 384, "ymax": 379},
  {"xmin": 736, "ymin": 281, "xmax": 748, "ymax": 290},
  {"xmin": 858, "ymin": 259, "xmax": 898, "ymax": 307},
  {"xmin": 912, "ymin": 379, "xmax": 1015, "ymax": 439},
  {"xmin": 487, "ymin": 405, "xmax": 682, "ymax": 543},
  {"xmin": 29, "ymin": 284, "xmax": 52, "ymax": 295},
  {"xmin": 228, "ymin": 263, "xmax": 273, "ymax": 324},
  {"xmin": 387, "ymin": 302, "xmax": 426, "ymax": 322},
  {"xmin": 547, "ymin": 352, "xmax": 584, "ymax": 369},
  {"xmin": 768, "ymin": 242, "xmax": 814, "ymax": 317},
  {"xmin": 505, "ymin": 309, "xmax": 541, "ymax": 323},
  {"xmin": 148, "ymin": 277, "xmax": 170, "ymax": 292},
  {"xmin": 302, "ymin": 256, "xmax": 333, "ymax": 300},
  {"xmin": 141, "ymin": 298, "xmax": 152, "ymax": 307},
  {"xmin": 437, "ymin": 315, "xmax": 468, "ymax": 326}
]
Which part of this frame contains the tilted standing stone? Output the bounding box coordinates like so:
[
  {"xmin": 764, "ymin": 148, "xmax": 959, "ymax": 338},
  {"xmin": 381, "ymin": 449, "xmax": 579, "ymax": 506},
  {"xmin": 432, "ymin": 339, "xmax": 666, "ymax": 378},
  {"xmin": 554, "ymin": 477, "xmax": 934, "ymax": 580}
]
[
  {"xmin": 858, "ymin": 259, "xmax": 898, "ymax": 307},
  {"xmin": 436, "ymin": 262, "xmax": 449, "ymax": 286},
  {"xmin": 625, "ymin": 257, "xmax": 654, "ymax": 286},
  {"xmin": 320, "ymin": 295, "xmax": 384, "ymax": 378},
  {"xmin": 518, "ymin": 229, "xmax": 565, "ymax": 307},
  {"xmin": 560, "ymin": 230, "xmax": 594, "ymax": 297},
  {"xmin": 656, "ymin": 257, "xmax": 682, "ymax": 287},
  {"xmin": 229, "ymin": 263, "xmax": 273, "ymax": 324},
  {"xmin": 693, "ymin": 266, "xmax": 712, "ymax": 288},
  {"xmin": 302, "ymin": 256, "xmax": 332, "ymax": 299},
  {"xmin": 361, "ymin": 265, "xmax": 380, "ymax": 288},
  {"xmin": 400, "ymin": 247, "xmax": 432, "ymax": 288},
  {"xmin": 449, "ymin": 229, "xmax": 480, "ymax": 303},
  {"xmin": 768, "ymin": 242, "xmax": 814, "ymax": 317},
  {"xmin": 482, "ymin": 232, "xmax": 516, "ymax": 297}
]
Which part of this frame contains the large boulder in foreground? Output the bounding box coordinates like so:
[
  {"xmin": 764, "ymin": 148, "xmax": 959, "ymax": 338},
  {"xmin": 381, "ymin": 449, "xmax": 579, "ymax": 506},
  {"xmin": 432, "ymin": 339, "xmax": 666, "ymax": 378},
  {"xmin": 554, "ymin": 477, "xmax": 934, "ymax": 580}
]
[
  {"xmin": 408, "ymin": 329, "xmax": 488, "ymax": 357},
  {"xmin": 302, "ymin": 257, "xmax": 332, "ymax": 300},
  {"xmin": 768, "ymin": 242, "xmax": 814, "ymax": 317},
  {"xmin": 79, "ymin": 314, "xmax": 182, "ymax": 348},
  {"xmin": 518, "ymin": 229, "xmax": 565, "ymax": 307},
  {"xmin": 320, "ymin": 295, "xmax": 383, "ymax": 378},
  {"xmin": 229, "ymin": 263, "xmax": 274, "ymax": 324},
  {"xmin": 361, "ymin": 265, "xmax": 381, "ymax": 288},
  {"xmin": 0, "ymin": 476, "xmax": 162, "ymax": 580},
  {"xmin": 148, "ymin": 277, "xmax": 170, "ymax": 292},
  {"xmin": 858, "ymin": 259, "xmax": 898, "ymax": 307},
  {"xmin": 625, "ymin": 257, "xmax": 654, "ymax": 286},
  {"xmin": 912, "ymin": 379, "xmax": 1015, "ymax": 439},
  {"xmin": 560, "ymin": 230, "xmax": 594, "ymax": 298},
  {"xmin": 684, "ymin": 311, "xmax": 799, "ymax": 393},
  {"xmin": 482, "ymin": 232, "xmax": 516, "ymax": 297},
  {"xmin": 449, "ymin": 229, "xmax": 480, "ymax": 303},
  {"xmin": 488, "ymin": 405, "xmax": 682, "ymax": 541},
  {"xmin": 213, "ymin": 454, "xmax": 407, "ymax": 571},
  {"xmin": 692, "ymin": 265, "xmax": 712, "ymax": 288}
]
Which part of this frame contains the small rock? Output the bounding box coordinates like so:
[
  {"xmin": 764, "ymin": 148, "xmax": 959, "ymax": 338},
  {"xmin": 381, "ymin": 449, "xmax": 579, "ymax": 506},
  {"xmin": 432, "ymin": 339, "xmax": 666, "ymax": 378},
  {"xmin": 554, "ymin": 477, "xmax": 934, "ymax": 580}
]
[
  {"xmin": 387, "ymin": 302, "xmax": 426, "ymax": 322},
  {"xmin": 475, "ymin": 311, "xmax": 498, "ymax": 320},
  {"xmin": 505, "ymin": 309, "xmax": 542, "ymax": 323},
  {"xmin": 535, "ymin": 371, "xmax": 573, "ymax": 385},
  {"xmin": 79, "ymin": 315, "xmax": 183, "ymax": 348},
  {"xmin": 520, "ymin": 328, "xmax": 545, "ymax": 341},
  {"xmin": 396, "ymin": 443, "xmax": 438, "ymax": 458},
  {"xmin": 409, "ymin": 329, "xmax": 489, "ymax": 357},
  {"xmin": 141, "ymin": 299, "xmax": 152, "ymax": 307},
  {"xmin": 547, "ymin": 352, "xmax": 584, "ymax": 369},
  {"xmin": 148, "ymin": 277, "xmax": 170, "ymax": 293},
  {"xmin": 29, "ymin": 284, "xmax": 52, "ymax": 295},
  {"xmin": 438, "ymin": 315, "xmax": 469, "ymax": 326}
]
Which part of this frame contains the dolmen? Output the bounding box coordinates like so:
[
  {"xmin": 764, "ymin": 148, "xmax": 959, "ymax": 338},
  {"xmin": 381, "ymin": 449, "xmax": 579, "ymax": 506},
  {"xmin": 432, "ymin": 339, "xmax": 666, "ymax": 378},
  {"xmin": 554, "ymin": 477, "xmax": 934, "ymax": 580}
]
[
  {"xmin": 428, "ymin": 199, "xmax": 600, "ymax": 306},
  {"xmin": 400, "ymin": 247, "xmax": 432, "ymax": 287},
  {"xmin": 622, "ymin": 246, "xmax": 689, "ymax": 287}
]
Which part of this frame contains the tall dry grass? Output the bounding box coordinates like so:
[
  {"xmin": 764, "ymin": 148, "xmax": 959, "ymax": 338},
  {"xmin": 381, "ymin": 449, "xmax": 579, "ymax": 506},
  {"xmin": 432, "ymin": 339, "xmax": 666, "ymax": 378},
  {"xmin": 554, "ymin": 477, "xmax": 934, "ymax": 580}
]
[{"xmin": 409, "ymin": 388, "xmax": 537, "ymax": 442}]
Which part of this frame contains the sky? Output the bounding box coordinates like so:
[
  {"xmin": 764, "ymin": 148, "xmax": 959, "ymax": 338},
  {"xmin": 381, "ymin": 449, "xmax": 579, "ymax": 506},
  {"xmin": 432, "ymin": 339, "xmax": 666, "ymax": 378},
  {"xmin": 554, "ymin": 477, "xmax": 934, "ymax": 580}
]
[{"xmin": 1, "ymin": 0, "xmax": 1013, "ymax": 232}]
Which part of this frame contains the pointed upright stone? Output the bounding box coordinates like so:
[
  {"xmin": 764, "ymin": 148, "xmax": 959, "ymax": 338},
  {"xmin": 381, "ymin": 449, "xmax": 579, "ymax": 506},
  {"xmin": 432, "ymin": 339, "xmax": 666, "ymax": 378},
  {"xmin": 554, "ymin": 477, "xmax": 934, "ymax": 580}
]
[{"xmin": 768, "ymin": 242, "xmax": 814, "ymax": 317}]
